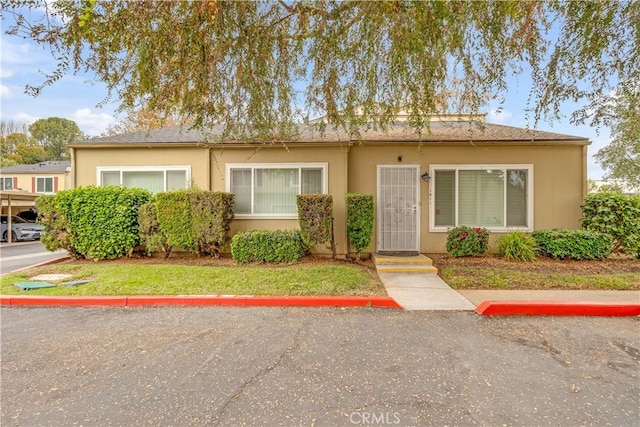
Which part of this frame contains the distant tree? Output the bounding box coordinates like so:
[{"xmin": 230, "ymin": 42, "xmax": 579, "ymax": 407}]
[
  {"xmin": 28, "ymin": 117, "xmax": 83, "ymax": 161},
  {"xmin": 1, "ymin": 133, "xmax": 48, "ymax": 164},
  {"xmin": 2, "ymin": 1, "xmax": 636, "ymax": 139},
  {"xmin": 0, "ymin": 120, "xmax": 29, "ymax": 138},
  {"xmin": 102, "ymin": 108, "xmax": 189, "ymax": 136},
  {"xmin": 595, "ymin": 87, "xmax": 640, "ymax": 192},
  {"xmin": 1, "ymin": 121, "xmax": 30, "ymax": 161}
]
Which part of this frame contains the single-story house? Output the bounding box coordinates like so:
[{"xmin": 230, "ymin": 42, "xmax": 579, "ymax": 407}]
[
  {"xmin": 0, "ymin": 161, "xmax": 71, "ymax": 215},
  {"xmin": 69, "ymin": 114, "xmax": 590, "ymax": 254}
]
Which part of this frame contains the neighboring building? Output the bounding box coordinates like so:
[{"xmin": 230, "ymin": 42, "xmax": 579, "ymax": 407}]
[
  {"xmin": 0, "ymin": 161, "xmax": 71, "ymax": 215},
  {"xmin": 69, "ymin": 115, "xmax": 590, "ymax": 254},
  {"xmin": 0, "ymin": 161, "xmax": 71, "ymax": 194}
]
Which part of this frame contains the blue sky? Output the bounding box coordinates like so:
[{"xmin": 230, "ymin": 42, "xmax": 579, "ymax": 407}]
[{"xmin": 1, "ymin": 31, "xmax": 610, "ymax": 179}]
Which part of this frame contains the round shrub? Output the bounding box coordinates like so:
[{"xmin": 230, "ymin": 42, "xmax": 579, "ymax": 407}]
[
  {"xmin": 446, "ymin": 226, "xmax": 489, "ymax": 257},
  {"xmin": 497, "ymin": 231, "xmax": 537, "ymax": 262}
]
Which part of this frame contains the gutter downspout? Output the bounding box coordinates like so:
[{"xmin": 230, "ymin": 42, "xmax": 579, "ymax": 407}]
[
  {"xmin": 582, "ymin": 143, "xmax": 589, "ymax": 198},
  {"xmin": 207, "ymin": 147, "xmax": 212, "ymax": 191},
  {"xmin": 69, "ymin": 147, "xmax": 76, "ymax": 189}
]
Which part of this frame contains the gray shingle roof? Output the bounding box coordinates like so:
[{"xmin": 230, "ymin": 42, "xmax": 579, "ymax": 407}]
[
  {"xmin": 73, "ymin": 120, "xmax": 588, "ymax": 146},
  {"xmin": 0, "ymin": 161, "xmax": 71, "ymax": 174}
]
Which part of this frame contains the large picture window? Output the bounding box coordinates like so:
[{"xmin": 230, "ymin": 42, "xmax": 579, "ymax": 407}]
[
  {"xmin": 226, "ymin": 163, "xmax": 327, "ymax": 218},
  {"xmin": 97, "ymin": 166, "xmax": 190, "ymax": 193},
  {"xmin": 35, "ymin": 177, "xmax": 54, "ymax": 194},
  {"xmin": 430, "ymin": 165, "xmax": 533, "ymax": 231}
]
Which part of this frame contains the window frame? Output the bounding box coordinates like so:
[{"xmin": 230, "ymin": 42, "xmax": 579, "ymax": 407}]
[
  {"xmin": 35, "ymin": 176, "xmax": 55, "ymax": 194},
  {"xmin": 429, "ymin": 164, "xmax": 534, "ymax": 232},
  {"xmin": 226, "ymin": 162, "xmax": 329, "ymax": 219},
  {"xmin": 96, "ymin": 166, "xmax": 191, "ymax": 193},
  {"xmin": 1, "ymin": 177, "xmax": 14, "ymax": 191}
]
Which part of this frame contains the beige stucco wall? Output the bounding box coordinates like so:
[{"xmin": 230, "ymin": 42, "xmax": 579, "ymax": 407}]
[
  {"xmin": 348, "ymin": 142, "xmax": 587, "ymax": 253},
  {"xmin": 72, "ymin": 141, "xmax": 587, "ymax": 255},
  {"xmin": 73, "ymin": 146, "xmax": 210, "ymax": 189},
  {"xmin": 209, "ymin": 144, "xmax": 350, "ymax": 255}
]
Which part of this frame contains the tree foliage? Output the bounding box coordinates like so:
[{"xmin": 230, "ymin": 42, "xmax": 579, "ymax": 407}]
[
  {"xmin": 1, "ymin": 133, "xmax": 48, "ymax": 164},
  {"xmin": 1, "ymin": 1, "xmax": 637, "ymax": 138},
  {"xmin": 102, "ymin": 107, "xmax": 190, "ymax": 136},
  {"xmin": 595, "ymin": 86, "xmax": 640, "ymax": 191},
  {"xmin": 28, "ymin": 117, "xmax": 83, "ymax": 161}
]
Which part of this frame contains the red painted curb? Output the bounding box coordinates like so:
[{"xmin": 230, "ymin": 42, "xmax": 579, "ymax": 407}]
[
  {"xmin": 126, "ymin": 296, "xmax": 248, "ymax": 306},
  {"xmin": 476, "ymin": 301, "xmax": 640, "ymax": 316},
  {"xmin": 1, "ymin": 295, "xmax": 402, "ymax": 309}
]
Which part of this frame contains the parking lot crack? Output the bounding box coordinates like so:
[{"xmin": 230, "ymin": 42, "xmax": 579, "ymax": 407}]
[{"xmin": 209, "ymin": 319, "xmax": 307, "ymax": 425}]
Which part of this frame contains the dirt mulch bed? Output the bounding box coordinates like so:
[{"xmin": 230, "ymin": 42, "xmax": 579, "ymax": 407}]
[
  {"xmin": 58, "ymin": 253, "xmax": 378, "ymax": 271},
  {"xmin": 430, "ymin": 253, "xmax": 640, "ymax": 275}
]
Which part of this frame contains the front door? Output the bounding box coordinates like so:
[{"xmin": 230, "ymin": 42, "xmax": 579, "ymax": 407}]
[{"xmin": 377, "ymin": 165, "xmax": 420, "ymax": 252}]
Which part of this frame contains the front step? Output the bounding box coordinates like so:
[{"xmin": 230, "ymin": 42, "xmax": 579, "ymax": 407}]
[{"xmin": 372, "ymin": 253, "xmax": 438, "ymax": 274}]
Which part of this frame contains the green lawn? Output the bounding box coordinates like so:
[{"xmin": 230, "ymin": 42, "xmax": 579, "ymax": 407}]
[
  {"xmin": 440, "ymin": 267, "xmax": 640, "ymax": 290},
  {"xmin": 1, "ymin": 263, "xmax": 386, "ymax": 296}
]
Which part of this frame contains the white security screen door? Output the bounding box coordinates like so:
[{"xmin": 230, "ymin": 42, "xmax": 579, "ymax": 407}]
[{"xmin": 377, "ymin": 165, "xmax": 420, "ymax": 252}]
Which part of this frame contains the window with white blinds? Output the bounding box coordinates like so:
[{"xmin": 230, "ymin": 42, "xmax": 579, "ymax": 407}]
[
  {"xmin": 227, "ymin": 163, "xmax": 327, "ymax": 218},
  {"xmin": 97, "ymin": 167, "xmax": 190, "ymax": 194},
  {"xmin": 431, "ymin": 165, "xmax": 532, "ymax": 231}
]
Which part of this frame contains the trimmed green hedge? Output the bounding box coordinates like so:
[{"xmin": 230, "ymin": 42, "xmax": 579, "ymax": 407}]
[
  {"xmin": 345, "ymin": 193, "xmax": 374, "ymax": 260},
  {"xmin": 581, "ymin": 192, "xmax": 640, "ymax": 257},
  {"xmin": 532, "ymin": 229, "xmax": 613, "ymax": 260},
  {"xmin": 152, "ymin": 189, "xmax": 235, "ymax": 257},
  {"xmin": 446, "ymin": 226, "xmax": 490, "ymax": 257},
  {"xmin": 154, "ymin": 190, "xmax": 194, "ymax": 251},
  {"xmin": 297, "ymin": 194, "xmax": 335, "ymax": 257},
  {"xmin": 190, "ymin": 191, "xmax": 235, "ymax": 257},
  {"xmin": 231, "ymin": 230, "xmax": 305, "ymax": 263},
  {"xmin": 139, "ymin": 201, "xmax": 171, "ymax": 258},
  {"xmin": 36, "ymin": 186, "xmax": 151, "ymax": 261}
]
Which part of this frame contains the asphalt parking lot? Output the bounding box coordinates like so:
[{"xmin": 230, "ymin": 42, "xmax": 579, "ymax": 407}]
[{"xmin": 1, "ymin": 307, "xmax": 638, "ymax": 426}]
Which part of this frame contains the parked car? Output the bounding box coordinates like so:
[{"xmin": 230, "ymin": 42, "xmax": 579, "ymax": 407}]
[{"xmin": 0, "ymin": 215, "xmax": 45, "ymax": 242}]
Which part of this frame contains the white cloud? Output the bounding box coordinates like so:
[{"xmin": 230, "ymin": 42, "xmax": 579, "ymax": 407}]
[
  {"xmin": 13, "ymin": 112, "xmax": 40, "ymax": 124},
  {"xmin": 0, "ymin": 41, "xmax": 38, "ymax": 65},
  {"xmin": 0, "ymin": 69, "xmax": 14, "ymax": 78},
  {"xmin": 71, "ymin": 108, "xmax": 115, "ymax": 136},
  {"xmin": 0, "ymin": 84, "xmax": 12, "ymax": 98},
  {"xmin": 487, "ymin": 108, "xmax": 514, "ymax": 125}
]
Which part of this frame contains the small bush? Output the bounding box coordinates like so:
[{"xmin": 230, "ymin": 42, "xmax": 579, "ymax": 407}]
[
  {"xmin": 297, "ymin": 194, "xmax": 335, "ymax": 257},
  {"xmin": 581, "ymin": 193, "xmax": 640, "ymax": 254},
  {"xmin": 231, "ymin": 230, "xmax": 305, "ymax": 263},
  {"xmin": 532, "ymin": 229, "xmax": 613, "ymax": 260},
  {"xmin": 497, "ymin": 232, "xmax": 537, "ymax": 262},
  {"xmin": 345, "ymin": 193, "xmax": 374, "ymax": 260},
  {"xmin": 446, "ymin": 226, "xmax": 489, "ymax": 257}
]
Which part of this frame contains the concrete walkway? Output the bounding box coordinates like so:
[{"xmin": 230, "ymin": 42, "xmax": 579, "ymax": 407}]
[
  {"xmin": 373, "ymin": 253, "xmax": 640, "ymax": 312},
  {"xmin": 373, "ymin": 254, "xmax": 476, "ymax": 311}
]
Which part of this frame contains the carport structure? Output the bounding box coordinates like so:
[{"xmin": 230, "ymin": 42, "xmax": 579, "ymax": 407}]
[{"xmin": 1, "ymin": 190, "xmax": 41, "ymax": 243}]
